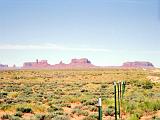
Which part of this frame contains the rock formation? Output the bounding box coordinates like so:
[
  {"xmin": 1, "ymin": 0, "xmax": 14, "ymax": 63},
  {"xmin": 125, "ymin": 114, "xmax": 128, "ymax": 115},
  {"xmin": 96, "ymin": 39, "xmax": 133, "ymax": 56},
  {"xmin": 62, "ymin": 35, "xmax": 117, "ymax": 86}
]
[
  {"xmin": 0, "ymin": 64, "xmax": 8, "ymax": 68},
  {"xmin": 122, "ymin": 61, "xmax": 154, "ymax": 68},
  {"xmin": 23, "ymin": 59, "xmax": 50, "ymax": 68},
  {"xmin": 22, "ymin": 58, "xmax": 95, "ymax": 69},
  {"xmin": 69, "ymin": 58, "xmax": 94, "ymax": 68}
]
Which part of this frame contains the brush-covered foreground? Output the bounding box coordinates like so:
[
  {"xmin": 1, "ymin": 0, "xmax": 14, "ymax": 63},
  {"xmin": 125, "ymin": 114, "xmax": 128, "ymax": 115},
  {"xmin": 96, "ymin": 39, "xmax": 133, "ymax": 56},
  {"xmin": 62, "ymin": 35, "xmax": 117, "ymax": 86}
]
[{"xmin": 0, "ymin": 69, "xmax": 160, "ymax": 120}]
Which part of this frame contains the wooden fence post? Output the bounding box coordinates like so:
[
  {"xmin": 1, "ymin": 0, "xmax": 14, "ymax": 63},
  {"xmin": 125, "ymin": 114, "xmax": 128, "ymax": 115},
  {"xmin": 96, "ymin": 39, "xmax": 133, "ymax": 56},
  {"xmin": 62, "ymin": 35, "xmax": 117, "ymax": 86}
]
[
  {"xmin": 114, "ymin": 82, "xmax": 117, "ymax": 120},
  {"xmin": 98, "ymin": 98, "xmax": 102, "ymax": 120}
]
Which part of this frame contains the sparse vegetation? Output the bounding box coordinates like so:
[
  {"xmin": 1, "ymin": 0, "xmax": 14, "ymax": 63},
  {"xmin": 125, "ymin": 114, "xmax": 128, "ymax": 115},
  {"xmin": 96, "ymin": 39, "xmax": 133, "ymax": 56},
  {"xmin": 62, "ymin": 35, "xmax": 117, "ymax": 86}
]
[{"xmin": 0, "ymin": 69, "xmax": 160, "ymax": 119}]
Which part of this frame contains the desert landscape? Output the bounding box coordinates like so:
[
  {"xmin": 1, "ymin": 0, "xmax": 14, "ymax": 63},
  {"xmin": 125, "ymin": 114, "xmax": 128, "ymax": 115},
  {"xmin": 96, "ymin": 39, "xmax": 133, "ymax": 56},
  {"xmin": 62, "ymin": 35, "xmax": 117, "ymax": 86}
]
[
  {"xmin": 1, "ymin": 0, "xmax": 160, "ymax": 120},
  {"xmin": 0, "ymin": 64, "xmax": 160, "ymax": 120}
]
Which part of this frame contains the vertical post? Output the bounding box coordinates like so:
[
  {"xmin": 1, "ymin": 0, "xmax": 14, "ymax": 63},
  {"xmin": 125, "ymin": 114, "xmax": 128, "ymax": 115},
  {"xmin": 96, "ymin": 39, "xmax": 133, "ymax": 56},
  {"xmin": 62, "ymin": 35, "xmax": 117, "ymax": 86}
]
[
  {"xmin": 120, "ymin": 81, "xmax": 122, "ymax": 100},
  {"xmin": 114, "ymin": 82, "xmax": 117, "ymax": 120},
  {"xmin": 98, "ymin": 98, "xmax": 102, "ymax": 120},
  {"xmin": 122, "ymin": 81, "xmax": 126, "ymax": 99},
  {"xmin": 117, "ymin": 82, "xmax": 120, "ymax": 119}
]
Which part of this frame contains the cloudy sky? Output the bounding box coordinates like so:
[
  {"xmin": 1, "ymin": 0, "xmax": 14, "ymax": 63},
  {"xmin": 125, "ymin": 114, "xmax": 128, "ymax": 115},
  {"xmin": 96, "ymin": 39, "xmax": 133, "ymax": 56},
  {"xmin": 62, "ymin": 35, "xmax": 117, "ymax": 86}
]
[{"xmin": 0, "ymin": 0, "xmax": 160, "ymax": 67}]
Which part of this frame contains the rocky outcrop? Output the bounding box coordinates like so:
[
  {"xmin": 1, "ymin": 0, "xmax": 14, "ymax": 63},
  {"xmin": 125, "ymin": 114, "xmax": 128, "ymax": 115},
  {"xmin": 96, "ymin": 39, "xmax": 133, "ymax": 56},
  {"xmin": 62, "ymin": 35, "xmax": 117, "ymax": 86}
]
[
  {"xmin": 122, "ymin": 61, "xmax": 154, "ymax": 68},
  {"xmin": 70, "ymin": 58, "xmax": 91, "ymax": 64},
  {"xmin": 22, "ymin": 58, "xmax": 95, "ymax": 69},
  {"xmin": 68, "ymin": 58, "xmax": 94, "ymax": 68},
  {"xmin": 23, "ymin": 59, "xmax": 50, "ymax": 68},
  {"xmin": 0, "ymin": 64, "xmax": 8, "ymax": 68}
]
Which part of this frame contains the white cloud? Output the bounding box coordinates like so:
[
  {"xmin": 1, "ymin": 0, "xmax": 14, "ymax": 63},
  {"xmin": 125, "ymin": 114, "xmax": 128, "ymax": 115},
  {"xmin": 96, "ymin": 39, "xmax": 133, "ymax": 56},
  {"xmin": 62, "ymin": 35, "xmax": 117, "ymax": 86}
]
[{"xmin": 0, "ymin": 43, "xmax": 111, "ymax": 52}]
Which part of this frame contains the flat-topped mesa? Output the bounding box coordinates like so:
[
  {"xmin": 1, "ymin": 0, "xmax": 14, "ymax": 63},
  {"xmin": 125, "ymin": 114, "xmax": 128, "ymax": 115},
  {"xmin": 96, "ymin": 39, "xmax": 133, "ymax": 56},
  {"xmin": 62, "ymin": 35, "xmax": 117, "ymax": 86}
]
[
  {"xmin": 23, "ymin": 59, "xmax": 50, "ymax": 68},
  {"xmin": 70, "ymin": 58, "xmax": 91, "ymax": 64},
  {"xmin": 122, "ymin": 61, "xmax": 154, "ymax": 68},
  {"xmin": 0, "ymin": 64, "xmax": 8, "ymax": 68},
  {"xmin": 69, "ymin": 58, "xmax": 94, "ymax": 68},
  {"xmin": 53, "ymin": 61, "xmax": 68, "ymax": 69},
  {"xmin": 22, "ymin": 58, "xmax": 95, "ymax": 69}
]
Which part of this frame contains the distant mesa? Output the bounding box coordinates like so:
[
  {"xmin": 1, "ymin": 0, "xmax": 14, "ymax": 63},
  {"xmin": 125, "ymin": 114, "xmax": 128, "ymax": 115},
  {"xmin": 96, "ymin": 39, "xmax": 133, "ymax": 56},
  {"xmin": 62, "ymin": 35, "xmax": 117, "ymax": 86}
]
[
  {"xmin": 1, "ymin": 59, "xmax": 155, "ymax": 70},
  {"xmin": 70, "ymin": 58, "xmax": 91, "ymax": 64},
  {"xmin": 22, "ymin": 58, "xmax": 95, "ymax": 69},
  {"xmin": 23, "ymin": 59, "xmax": 50, "ymax": 68},
  {"xmin": 122, "ymin": 61, "xmax": 154, "ymax": 68},
  {"xmin": 0, "ymin": 64, "xmax": 8, "ymax": 68},
  {"xmin": 69, "ymin": 58, "xmax": 94, "ymax": 68}
]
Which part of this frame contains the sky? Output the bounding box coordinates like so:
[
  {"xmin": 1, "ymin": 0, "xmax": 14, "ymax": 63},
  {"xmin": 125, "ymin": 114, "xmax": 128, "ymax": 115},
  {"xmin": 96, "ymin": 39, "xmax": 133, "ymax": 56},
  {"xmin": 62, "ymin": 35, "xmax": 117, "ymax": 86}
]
[{"xmin": 0, "ymin": 0, "xmax": 160, "ymax": 67}]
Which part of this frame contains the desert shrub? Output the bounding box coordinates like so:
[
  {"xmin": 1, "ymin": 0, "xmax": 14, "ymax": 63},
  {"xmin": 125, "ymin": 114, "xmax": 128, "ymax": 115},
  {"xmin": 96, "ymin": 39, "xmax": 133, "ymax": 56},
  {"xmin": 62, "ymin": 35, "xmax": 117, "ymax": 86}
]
[
  {"xmin": 9, "ymin": 116, "xmax": 20, "ymax": 120},
  {"xmin": 54, "ymin": 89, "xmax": 65, "ymax": 95},
  {"xmin": 72, "ymin": 108, "xmax": 89, "ymax": 116},
  {"xmin": 47, "ymin": 105, "xmax": 63, "ymax": 112},
  {"xmin": 87, "ymin": 105, "xmax": 98, "ymax": 112},
  {"xmin": 140, "ymin": 100, "xmax": 160, "ymax": 112},
  {"xmin": 83, "ymin": 114, "xmax": 98, "ymax": 120},
  {"xmin": 105, "ymin": 105, "xmax": 115, "ymax": 116},
  {"xmin": 125, "ymin": 101, "xmax": 137, "ymax": 113},
  {"xmin": 0, "ymin": 92, "xmax": 8, "ymax": 99},
  {"xmin": 1, "ymin": 114, "xmax": 12, "ymax": 119},
  {"xmin": 127, "ymin": 113, "xmax": 139, "ymax": 120},
  {"xmin": 16, "ymin": 107, "xmax": 33, "ymax": 113},
  {"xmin": 152, "ymin": 116, "xmax": 160, "ymax": 120},
  {"xmin": 81, "ymin": 89, "xmax": 88, "ymax": 92},
  {"xmin": 52, "ymin": 115, "xmax": 69, "ymax": 120},
  {"xmin": 54, "ymin": 100, "xmax": 65, "ymax": 104},
  {"xmin": 101, "ymin": 84, "xmax": 108, "ymax": 88},
  {"xmin": 0, "ymin": 104, "xmax": 12, "ymax": 110},
  {"xmin": 4, "ymin": 98, "xmax": 16, "ymax": 104},
  {"xmin": 80, "ymin": 99, "xmax": 87, "ymax": 104},
  {"xmin": 14, "ymin": 111, "xmax": 23, "ymax": 117},
  {"xmin": 1, "ymin": 114, "xmax": 20, "ymax": 120},
  {"xmin": 60, "ymin": 103, "xmax": 71, "ymax": 108},
  {"xmin": 142, "ymin": 81, "xmax": 153, "ymax": 89},
  {"xmin": 35, "ymin": 114, "xmax": 46, "ymax": 120},
  {"xmin": 83, "ymin": 99, "xmax": 97, "ymax": 106}
]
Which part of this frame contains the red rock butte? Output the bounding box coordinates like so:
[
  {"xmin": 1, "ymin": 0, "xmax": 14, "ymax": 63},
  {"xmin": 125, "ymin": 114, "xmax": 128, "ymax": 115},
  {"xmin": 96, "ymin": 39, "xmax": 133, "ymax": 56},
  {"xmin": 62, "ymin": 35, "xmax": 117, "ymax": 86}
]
[
  {"xmin": 0, "ymin": 64, "xmax": 8, "ymax": 68},
  {"xmin": 22, "ymin": 58, "xmax": 95, "ymax": 69},
  {"xmin": 122, "ymin": 61, "xmax": 154, "ymax": 68},
  {"xmin": 0, "ymin": 59, "xmax": 155, "ymax": 69}
]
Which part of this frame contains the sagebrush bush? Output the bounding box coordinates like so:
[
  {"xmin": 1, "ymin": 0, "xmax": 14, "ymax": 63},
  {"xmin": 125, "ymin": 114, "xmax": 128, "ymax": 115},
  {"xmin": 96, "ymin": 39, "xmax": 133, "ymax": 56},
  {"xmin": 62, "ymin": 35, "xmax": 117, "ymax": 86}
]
[
  {"xmin": 52, "ymin": 115, "xmax": 70, "ymax": 120},
  {"xmin": 83, "ymin": 114, "xmax": 98, "ymax": 120},
  {"xmin": 16, "ymin": 107, "xmax": 33, "ymax": 113},
  {"xmin": 14, "ymin": 111, "xmax": 23, "ymax": 117},
  {"xmin": 104, "ymin": 105, "xmax": 115, "ymax": 116},
  {"xmin": 72, "ymin": 108, "xmax": 89, "ymax": 116},
  {"xmin": 1, "ymin": 114, "xmax": 11, "ymax": 119},
  {"xmin": 47, "ymin": 105, "xmax": 63, "ymax": 112}
]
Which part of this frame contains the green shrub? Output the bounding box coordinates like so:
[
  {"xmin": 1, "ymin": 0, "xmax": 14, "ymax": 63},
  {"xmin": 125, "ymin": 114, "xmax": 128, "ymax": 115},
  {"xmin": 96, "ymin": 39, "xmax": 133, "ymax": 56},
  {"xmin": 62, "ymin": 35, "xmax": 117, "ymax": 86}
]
[
  {"xmin": 0, "ymin": 92, "xmax": 8, "ymax": 98},
  {"xmin": 127, "ymin": 113, "xmax": 139, "ymax": 120},
  {"xmin": 104, "ymin": 106, "xmax": 115, "ymax": 116},
  {"xmin": 52, "ymin": 115, "xmax": 69, "ymax": 120},
  {"xmin": 14, "ymin": 111, "xmax": 23, "ymax": 117},
  {"xmin": 72, "ymin": 108, "xmax": 89, "ymax": 116},
  {"xmin": 152, "ymin": 116, "xmax": 160, "ymax": 120},
  {"xmin": 125, "ymin": 102, "xmax": 137, "ymax": 113},
  {"xmin": 35, "ymin": 114, "xmax": 46, "ymax": 120},
  {"xmin": 1, "ymin": 114, "xmax": 12, "ymax": 119},
  {"xmin": 83, "ymin": 114, "xmax": 98, "ymax": 120},
  {"xmin": 60, "ymin": 103, "xmax": 71, "ymax": 108},
  {"xmin": 1, "ymin": 114, "xmax": 20, "ymax": 120},
  {"xmin": 142, "ymin": 81, "xmax": 153, "ymax": 89},
  {"xmin": 87, "ymin": 105, "xmax": 98, "ymax": 112},
  {"xmin": 9, "ymin": 116, "xmax": 20, "ymax": 120},
  {"xmin": 83, "ymin": 99, "xmax": 97, "ymax": 106},
  {"xmin": 0, "ymin": 104, "xmax": 12, "ymax": 110},
  {"xmin": 47, "ymin": 105, "xmax": 63, "ymax": 113},
  {"xmin": 16, "ymin": 107, "xmax": 33, "ymax": 113}
]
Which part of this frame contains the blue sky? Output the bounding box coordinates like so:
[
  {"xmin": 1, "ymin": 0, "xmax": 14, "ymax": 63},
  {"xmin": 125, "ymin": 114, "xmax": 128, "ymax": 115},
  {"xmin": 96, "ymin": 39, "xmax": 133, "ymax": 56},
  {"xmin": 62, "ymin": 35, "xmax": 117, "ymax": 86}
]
[{"xmin": 0, "ymin": 0, "xmax": 160, "ymax": 67}]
